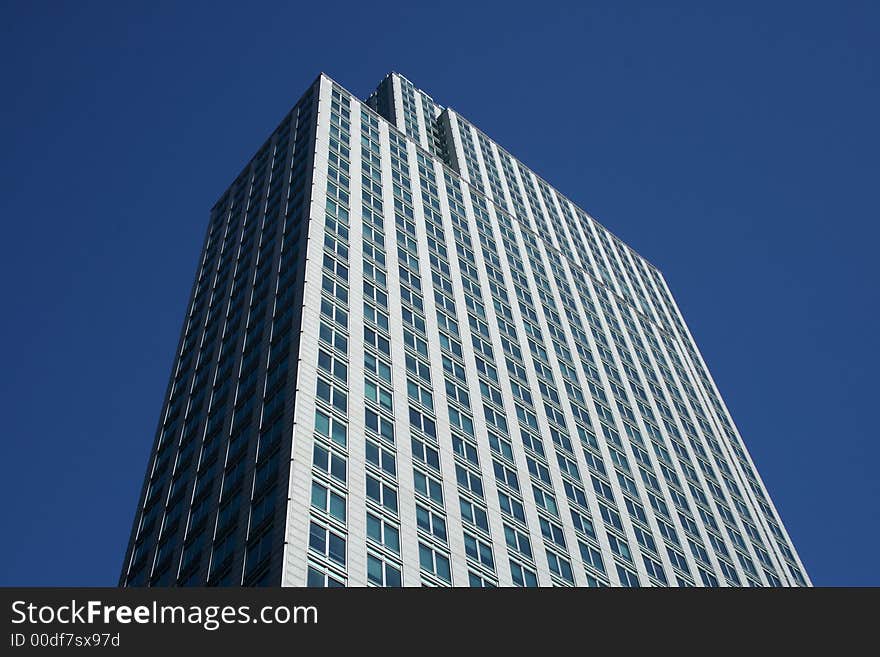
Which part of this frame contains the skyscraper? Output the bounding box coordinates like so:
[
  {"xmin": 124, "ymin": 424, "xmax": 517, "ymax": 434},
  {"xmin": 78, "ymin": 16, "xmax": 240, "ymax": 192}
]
[{"xmin": 120, "ymin": 72, "xmax": 809, "ymax": 587}]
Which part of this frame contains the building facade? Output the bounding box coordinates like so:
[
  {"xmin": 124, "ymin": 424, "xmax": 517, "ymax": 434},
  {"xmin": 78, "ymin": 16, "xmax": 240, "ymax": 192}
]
[{"xmin": 120, "ymin": 72, "xmax": 810, "ymax": 587}]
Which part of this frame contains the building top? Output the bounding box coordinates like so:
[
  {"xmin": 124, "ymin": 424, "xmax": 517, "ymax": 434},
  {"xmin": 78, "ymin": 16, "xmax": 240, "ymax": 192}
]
[{"xmin": 360, "ymin": 71, "xmax": 664, "ymax": 277}]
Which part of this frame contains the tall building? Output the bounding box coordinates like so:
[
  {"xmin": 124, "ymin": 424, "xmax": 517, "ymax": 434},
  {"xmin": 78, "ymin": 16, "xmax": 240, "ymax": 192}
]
[{"xmin": 120, "ymin": 72, "xmax": 809, "ymax": 588}]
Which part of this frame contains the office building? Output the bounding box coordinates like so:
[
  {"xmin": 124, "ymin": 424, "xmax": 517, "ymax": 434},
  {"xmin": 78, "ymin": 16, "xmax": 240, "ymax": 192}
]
[{"xmin": 120, "ymin": 72, "xmax": 810, "ymax": 587}]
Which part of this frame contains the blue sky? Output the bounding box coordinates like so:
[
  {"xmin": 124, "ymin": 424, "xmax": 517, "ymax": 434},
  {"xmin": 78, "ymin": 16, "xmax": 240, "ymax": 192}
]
[{"xmin": 0, "ymin": 1, "xmax": 876, "ymax": 586}]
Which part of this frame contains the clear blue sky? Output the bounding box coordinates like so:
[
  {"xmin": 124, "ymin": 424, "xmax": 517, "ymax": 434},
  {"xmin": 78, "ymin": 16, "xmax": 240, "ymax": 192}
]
[{"xmin": 1, "ymin": 1, "xmax": 876, "ymax": 586}]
